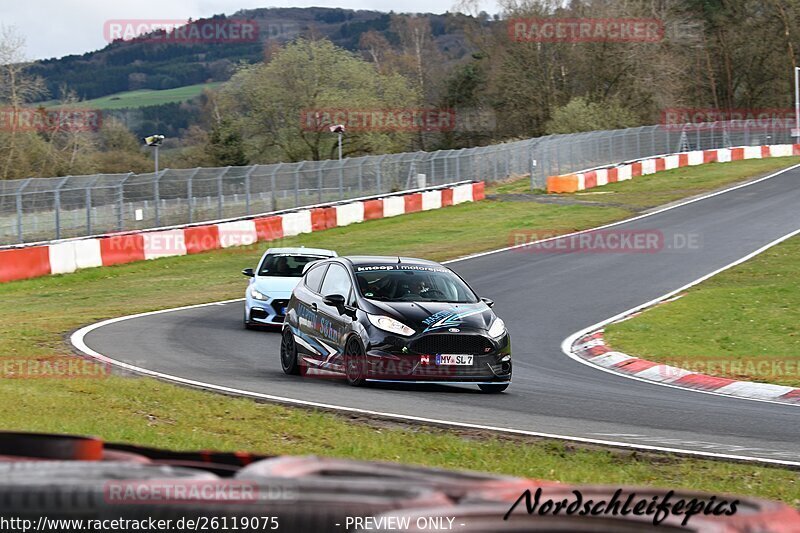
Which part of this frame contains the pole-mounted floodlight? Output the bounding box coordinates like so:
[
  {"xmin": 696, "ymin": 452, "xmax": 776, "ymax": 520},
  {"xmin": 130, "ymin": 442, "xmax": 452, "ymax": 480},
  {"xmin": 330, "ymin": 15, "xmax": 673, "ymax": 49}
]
[
  {"xmin": 794, "ymin": 68, "xmax": 800, "ymax": 139},
  {"xmin": 329, "ymin": 124, "xmax": 345, "ymax": 161},
  {"xmin": 143, "ymin": 135, "xmax": 165, "ymax": 174}
]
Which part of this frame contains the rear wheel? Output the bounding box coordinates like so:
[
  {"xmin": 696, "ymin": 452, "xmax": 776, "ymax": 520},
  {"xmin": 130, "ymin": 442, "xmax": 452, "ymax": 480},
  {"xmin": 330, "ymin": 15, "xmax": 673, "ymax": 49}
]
[
  {"xmin": 344, "ymin": 338, "xmax": 367, "ymax": 387},
  {"xmin": 478, "ymin": 383, "xmax": 509, "ymax": 394},
  {"xmin": 280, "ymin": 329, "xmax": 300, "ymax": 375}
]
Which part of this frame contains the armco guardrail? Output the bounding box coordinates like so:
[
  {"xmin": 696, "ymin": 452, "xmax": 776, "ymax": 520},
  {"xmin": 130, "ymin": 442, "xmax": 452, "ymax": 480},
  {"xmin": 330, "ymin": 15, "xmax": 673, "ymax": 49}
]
[
  {"xmin": 546, "ymin": 144, "xmax": 799, "ymax": 193},
  {"xmin": 0, "ymin": 120, "xmax": 792, "ymax": 245},
  {"xmin": 0, "ymin": 181, "xmax": 484, "ymax": 284}
]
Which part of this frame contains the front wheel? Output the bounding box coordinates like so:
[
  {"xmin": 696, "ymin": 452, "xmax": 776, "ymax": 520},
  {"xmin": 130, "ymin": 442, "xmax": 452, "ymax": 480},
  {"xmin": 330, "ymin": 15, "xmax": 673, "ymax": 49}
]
[
  {"xmin": 244, "ymin": 308, "xmax": 255, "ymax": 330},
  {"xmin": 280, "ymin": 329, "xmax": 300, "ymax": 375},
  {"xmin": 478, "ymin": 383, "xmax": 509, "ymax": 394},
  {"xmin": 344, "ymin": 337, "xmax": 367, "ymax": 387}
]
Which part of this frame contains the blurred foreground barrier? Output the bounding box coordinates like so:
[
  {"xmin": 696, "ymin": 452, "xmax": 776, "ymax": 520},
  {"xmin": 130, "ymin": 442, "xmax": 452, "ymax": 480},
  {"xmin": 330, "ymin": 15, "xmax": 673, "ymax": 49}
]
[{"xmin": 0, "ymin": 431, "xmax": 797, "ymax": 532}]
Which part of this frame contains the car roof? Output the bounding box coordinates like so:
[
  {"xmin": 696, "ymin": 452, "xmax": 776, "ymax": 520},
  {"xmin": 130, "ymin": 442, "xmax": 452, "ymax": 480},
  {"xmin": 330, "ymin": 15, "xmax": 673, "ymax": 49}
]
[
  {"xmin": 340, "ymin": 256, "xmax": 443, "ymax": 268},
  {"xmin": 263, "ymin": 247, "xmax": 337, "ymax": 257}
]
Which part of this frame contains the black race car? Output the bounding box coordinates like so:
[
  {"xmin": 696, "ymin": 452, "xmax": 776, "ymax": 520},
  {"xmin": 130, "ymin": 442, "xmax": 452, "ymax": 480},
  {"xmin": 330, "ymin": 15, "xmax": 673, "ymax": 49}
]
[{"xmin": 280, "ymin": 256, "xmax": 511, "ymax": 393}]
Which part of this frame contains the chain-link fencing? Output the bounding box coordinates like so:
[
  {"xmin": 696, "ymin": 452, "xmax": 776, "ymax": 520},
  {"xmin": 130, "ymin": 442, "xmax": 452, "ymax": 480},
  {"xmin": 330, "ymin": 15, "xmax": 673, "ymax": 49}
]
[{"xmin": 0, "ymin": 120, "xmax": 792, "ymax": 245}]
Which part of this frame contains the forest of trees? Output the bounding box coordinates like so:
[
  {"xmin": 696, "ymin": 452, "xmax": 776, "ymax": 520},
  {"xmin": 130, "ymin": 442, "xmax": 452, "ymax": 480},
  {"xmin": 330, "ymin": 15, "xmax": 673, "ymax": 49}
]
[{"xmin": 2, "ymin": 0, "xmax": 800, "ymax": 179}]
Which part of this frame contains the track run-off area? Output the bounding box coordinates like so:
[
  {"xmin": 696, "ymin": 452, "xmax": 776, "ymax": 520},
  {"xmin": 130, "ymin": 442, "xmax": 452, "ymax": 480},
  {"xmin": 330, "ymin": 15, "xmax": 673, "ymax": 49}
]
[{"xmin": 73, "ymin": 165, "xmax": 800, "ymax": 465}]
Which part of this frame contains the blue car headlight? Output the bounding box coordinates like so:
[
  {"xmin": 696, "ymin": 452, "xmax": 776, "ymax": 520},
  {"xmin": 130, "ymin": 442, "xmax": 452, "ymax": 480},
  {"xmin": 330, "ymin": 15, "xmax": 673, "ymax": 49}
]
[{"xmin": 249, "ymin": 286, "xmax": 269, "ymax": 301}]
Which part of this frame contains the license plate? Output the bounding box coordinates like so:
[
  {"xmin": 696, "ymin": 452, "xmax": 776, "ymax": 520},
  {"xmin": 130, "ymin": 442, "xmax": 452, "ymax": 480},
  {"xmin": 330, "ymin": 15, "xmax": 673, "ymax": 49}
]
[{"xmin": 435, "ymin": 354, "xmax": 473, "ymax": 366}]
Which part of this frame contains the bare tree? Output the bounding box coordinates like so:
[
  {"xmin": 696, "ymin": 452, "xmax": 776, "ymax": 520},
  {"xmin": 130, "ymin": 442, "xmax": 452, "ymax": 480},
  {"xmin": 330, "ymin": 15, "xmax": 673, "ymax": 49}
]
[{"xmin": 0, "ymin": 26, "xmax": 46, "ymax": 179}]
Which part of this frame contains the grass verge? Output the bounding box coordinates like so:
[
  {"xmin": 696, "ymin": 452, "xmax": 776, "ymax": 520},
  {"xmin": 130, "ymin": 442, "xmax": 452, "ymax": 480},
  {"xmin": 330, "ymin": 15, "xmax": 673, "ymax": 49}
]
[
  {"xmin": 606, "ymin": 234, "xmax": 800, "ymax": 388},
  {"xmin": 1, "ymin": 158, "xmax": 798, "ymax": 504}
]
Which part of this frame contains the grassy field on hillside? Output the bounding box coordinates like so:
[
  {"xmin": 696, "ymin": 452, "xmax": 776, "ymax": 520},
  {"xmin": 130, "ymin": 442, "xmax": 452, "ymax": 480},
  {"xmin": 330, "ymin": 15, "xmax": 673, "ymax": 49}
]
[{"xmin": 46, "ymin": 83, "xmax": 222, "ymax": 110}]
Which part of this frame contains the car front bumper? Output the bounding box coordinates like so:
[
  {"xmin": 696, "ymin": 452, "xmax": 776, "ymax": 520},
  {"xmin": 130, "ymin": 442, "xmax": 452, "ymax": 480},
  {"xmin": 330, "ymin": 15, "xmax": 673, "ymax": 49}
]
[
  {"xmin": 246, "ymin": 295, "xmax": 291, "ymax": 325},
  {"xmin": 364, "ymin": 329, "xmax": 512, "ymax": 383}
]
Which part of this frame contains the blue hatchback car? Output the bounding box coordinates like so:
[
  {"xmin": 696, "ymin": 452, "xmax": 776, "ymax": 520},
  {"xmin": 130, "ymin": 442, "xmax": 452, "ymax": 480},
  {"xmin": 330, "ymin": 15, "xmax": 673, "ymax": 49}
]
[{"xmin": 242, "ymin": 247, "xmax": 337, "ymax": 328}]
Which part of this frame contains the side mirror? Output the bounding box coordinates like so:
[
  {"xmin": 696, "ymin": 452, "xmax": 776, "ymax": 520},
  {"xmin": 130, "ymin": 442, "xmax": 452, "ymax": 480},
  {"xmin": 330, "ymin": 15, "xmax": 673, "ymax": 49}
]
[
  {"xmin": 323, "ymin": 294, "xmax": 346, "ymax": 307},
  {"xmin": 242, "ymin": 268, "xmax": 255, "ymax": 277},
  {"xmin": 480, "ymin": 297, "xmax": 494, "ymax": 308}
]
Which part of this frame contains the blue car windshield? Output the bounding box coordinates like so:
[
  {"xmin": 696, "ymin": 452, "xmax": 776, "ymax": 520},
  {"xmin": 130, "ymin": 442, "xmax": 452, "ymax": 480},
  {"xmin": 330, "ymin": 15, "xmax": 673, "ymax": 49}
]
[
  {"xmin": 354, "ymin": 265, "xmax": 478, "ymax": 303},
  {"xmin": 259, "ymin": 254, "xmax": 327, "ymax": 277}
]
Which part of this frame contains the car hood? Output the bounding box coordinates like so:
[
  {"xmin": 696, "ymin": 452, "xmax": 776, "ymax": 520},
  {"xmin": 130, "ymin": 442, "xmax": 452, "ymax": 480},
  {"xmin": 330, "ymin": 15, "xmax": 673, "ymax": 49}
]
[
  {"xmin": 253, "ymin": 276, "xmax": 302, "ymax": 297},
  {"xmin": 364, "ymin": 300, "xmax": 495, "ymax": 334}
]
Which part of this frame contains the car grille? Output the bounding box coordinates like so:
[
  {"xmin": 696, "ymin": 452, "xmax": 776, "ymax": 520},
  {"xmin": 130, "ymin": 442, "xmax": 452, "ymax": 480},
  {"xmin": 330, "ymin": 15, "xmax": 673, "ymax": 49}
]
[
  {"xmin": 271, "ymin": 299, "xmax": 290, "ymax": 316},
  {"xmin": 411, "ymin": 334, "xmax": 493, "ymax": 355}
]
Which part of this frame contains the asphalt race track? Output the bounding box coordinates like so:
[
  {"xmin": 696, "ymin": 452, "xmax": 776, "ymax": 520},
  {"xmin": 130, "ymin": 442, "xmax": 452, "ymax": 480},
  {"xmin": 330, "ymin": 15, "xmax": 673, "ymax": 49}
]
[{"xmin": 77, "ymin": 167, "xmax": 800, "ymax": 463}]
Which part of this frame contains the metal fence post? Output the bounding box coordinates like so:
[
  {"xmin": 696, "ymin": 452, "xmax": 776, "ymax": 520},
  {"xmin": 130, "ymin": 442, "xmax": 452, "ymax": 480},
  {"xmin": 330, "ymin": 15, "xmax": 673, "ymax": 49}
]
[
  {"xmin": 154, "ymin": 171, "xmax": 163, "ymax": 227},
  {"xmin": 270, "ymin": 163, "xmax": 283, "ymax": 211},
  {"xmin": 317, "ymin": 163, "xmax": 324, "ymax": 203},
  {"xmin": 357, "ymin": 159, "xmax": 364, "ymax": 194},
  {"xmin": 295, "ymin": 162, "xmax": 304, "ymax": 207},
  {"xmin": 118, "ymin": 173, "xmax": 133, "ymax": 232},
  {"xmin": 244, "ymin": 165, "xmax": 256, "ymax": 216},
  {"xmin": 376, "ymin": 155, "xmax": 386, "ymax": 193},
  {"xmin": 339, "ymin": 161, "xmax": 346, "ymax": 200},
  {"xmin": 636, "ymin": 129, "xmax": 641, "ymax": 159},
  {"xmin": 217, "ymin": 167, "xmax": 231, "ymax": 219},
  {"xmin": 84, "ymin": 175, "xmax": 101, "ymax": 236},
  {"xmin": 54, "ymin": 177, "xmax": 69, "ymax": 240},
  {"xmin": 650, "ymin": 127, "xmax": 656, "ymax": 155},
  {"xmin": 16, "ymin": 179, "xmax": 31, "ymax": 243},
  {"xmin": 186, "ymin": 168, "xmax": 200, "ymax": 224},
  {"xmin": 86, "ymin": 185, "xmax": 93, "ymax": 236}
]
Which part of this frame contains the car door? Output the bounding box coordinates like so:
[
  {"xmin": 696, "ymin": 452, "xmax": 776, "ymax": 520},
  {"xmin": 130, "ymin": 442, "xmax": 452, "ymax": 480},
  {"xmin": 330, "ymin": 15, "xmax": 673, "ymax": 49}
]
[
  {"xmin": 315, "ymin": 263, "xmax": 355, "ymax": 369},
  {"xmin": 293, "ymin": 262, "xmax": 328, "ymax": 363}
]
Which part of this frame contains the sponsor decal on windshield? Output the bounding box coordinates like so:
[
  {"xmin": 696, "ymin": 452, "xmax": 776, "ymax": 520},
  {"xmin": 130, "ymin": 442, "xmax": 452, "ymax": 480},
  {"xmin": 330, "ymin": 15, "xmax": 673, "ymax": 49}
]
[{"xmin": 356, "ymin": 264, "xmax": 449, "ymax": 273}]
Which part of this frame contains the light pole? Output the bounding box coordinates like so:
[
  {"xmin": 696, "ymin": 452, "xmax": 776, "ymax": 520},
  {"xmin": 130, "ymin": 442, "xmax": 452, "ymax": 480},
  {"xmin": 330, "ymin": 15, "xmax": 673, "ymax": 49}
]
[
  {"xmin": 143, "ymin": 134, "xmax": 165, "ymax": 173},
  {"xmin": 794, "ymin": 67, "xmax": 800, "ymax": 139},
  {"xmin": 329, "ymin": 124, "xmax": 345, "ymax": 160}
]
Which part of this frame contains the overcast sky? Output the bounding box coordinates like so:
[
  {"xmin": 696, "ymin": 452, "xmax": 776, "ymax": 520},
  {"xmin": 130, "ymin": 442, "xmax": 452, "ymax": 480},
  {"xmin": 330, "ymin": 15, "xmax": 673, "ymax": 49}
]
[{"xmin": 2, "ymin": 0, "xmax": 500, "ymax": 61}]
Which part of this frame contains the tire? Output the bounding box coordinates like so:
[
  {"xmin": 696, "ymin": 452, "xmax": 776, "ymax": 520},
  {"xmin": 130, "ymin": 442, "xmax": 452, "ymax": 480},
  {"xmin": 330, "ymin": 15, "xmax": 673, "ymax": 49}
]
[
  {"xmin": 243, "ymin": 307, "xmax": 255, "ymax": 330},
  {"xmin": 478, "ymin": 383, "xmax": 509, "ymax": 393},
  {"xmin": 344, "ymin": 337, "xmax": 367, "ymax": 387},
  {"xmin": 280, "ymin": 329, "xmax": 300, "ymax": 375}
]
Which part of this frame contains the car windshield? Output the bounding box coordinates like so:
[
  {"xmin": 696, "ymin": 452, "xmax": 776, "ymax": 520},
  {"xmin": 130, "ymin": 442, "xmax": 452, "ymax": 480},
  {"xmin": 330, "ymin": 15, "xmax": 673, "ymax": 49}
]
[
  {"xmin": 258, "ymin": 254, "xmax": 327, "ymax": 277},
  {"xmin": 354, "ymin": 265, "xmax": 479, "ymax": 303}
]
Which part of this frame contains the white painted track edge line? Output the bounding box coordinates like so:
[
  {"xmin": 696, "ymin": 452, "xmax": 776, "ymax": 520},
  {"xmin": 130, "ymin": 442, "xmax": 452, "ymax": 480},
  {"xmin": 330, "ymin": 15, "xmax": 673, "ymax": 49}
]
[
  {"xmin": 69, "ymin": 162, "xmax": 800, "ymax": 465},
  {"xmin": 442, "ymin": 162, "xmax": 800, "ymax": 265},
  {"xmin": 69, "ymin": 315, "xmax": 800, "ymax": 467},
  {"xmin": 561, "ymin": 226, "xmax": 800, "ymax": 408}
]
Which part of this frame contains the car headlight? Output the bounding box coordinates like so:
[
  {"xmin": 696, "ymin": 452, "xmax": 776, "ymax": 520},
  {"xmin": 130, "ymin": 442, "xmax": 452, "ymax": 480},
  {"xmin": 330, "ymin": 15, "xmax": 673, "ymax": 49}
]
[
  {"xmin": 249, "ymin": 287, "xmax": 269, "ymax": 301},
  {"xmin": 488, "ymin": 318, "xmax": 506, "ymax": 338},
  {"xmin": 367, "ymin": 314, "xmax": 415, "ymax": 336}
]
